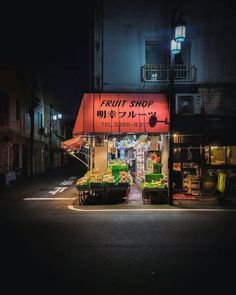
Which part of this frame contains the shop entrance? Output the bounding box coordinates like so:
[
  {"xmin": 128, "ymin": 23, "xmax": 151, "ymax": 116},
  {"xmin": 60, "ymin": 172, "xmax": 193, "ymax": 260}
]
[
  {"xmin": 72, "ymin": 92, "xmax": 170, "ymax": 205},
  {"xmin": 76, "ymin": 134, "xmax": 169, "ymax": 205}
]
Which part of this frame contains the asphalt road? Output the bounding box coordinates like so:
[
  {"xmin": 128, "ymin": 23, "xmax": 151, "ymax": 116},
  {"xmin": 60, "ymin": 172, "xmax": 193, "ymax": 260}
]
[{"xmin": 0, "ymin": 169, "xmax": 236, "ymax": 294}]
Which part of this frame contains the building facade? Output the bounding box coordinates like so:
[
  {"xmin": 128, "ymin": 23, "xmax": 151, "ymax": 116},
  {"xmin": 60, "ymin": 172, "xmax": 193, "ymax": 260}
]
[
  {"xmin": 0, "ymin": 70, "xmax": 67, "ymax": 186},
  {"xmin": 90, "ymin": 0, "xmax": 236, "ymax": 202}
]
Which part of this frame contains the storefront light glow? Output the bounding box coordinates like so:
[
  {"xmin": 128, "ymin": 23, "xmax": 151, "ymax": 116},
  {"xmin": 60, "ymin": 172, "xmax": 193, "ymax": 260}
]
[
  {"xmin": 58, "ymin": 113, "xmax": 62, "ymax": 119},
  {"xmin": 52, "ymin": 114, "xmax": 57, "ymax": 120}
]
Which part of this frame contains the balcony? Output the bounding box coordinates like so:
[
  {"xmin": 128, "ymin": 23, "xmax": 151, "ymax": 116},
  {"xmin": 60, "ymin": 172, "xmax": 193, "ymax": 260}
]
[{"xmin": 142, "ymin": 64, "xmax": 197, "ymax": 83}]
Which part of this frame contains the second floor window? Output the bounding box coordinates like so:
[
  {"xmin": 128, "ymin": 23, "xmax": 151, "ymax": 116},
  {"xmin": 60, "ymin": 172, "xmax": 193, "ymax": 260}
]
[
  {"xmin": 145, "ymin": 40, "xmax": 191, "ymax": 65},
  {"xmin": 145, "ymin": 41, "xmax": 168, "ymax": 65},
  {"xmin": 35, "ymin": 112, "xmax": 43, "ymax": 129}
]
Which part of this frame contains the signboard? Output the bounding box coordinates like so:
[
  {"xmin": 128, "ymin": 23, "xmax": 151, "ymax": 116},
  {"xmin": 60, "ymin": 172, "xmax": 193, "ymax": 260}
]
[
  {"xmin": 217, "ymin": 172, "xmax": 226, "ymax": 193},
  {"xmin": 73, "ymin": 93, "xmax": 169, "ymax": 135}
]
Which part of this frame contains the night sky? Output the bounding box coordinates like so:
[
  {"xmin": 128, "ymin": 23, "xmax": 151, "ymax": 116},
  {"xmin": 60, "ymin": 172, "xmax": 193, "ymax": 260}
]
[{"xmin": 0, "ymin": 3, "xmax": 90, "ymax": 125}]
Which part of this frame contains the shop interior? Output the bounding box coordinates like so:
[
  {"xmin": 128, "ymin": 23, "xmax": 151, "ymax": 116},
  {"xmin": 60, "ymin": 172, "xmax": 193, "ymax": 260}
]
[
  {"xmin": 76, "ymin": 134, "xmax": 169, "ymax": 205},
  {"xmin": 172, "ymin": 144, "xmax": 236, "ymax": 200}
]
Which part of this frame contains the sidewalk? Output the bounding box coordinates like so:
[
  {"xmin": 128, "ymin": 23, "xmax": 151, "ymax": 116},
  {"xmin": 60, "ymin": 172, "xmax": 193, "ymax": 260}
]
[
  {"xmin": 0, "ymin": 166, "xmax": 81, "ymax": 202},
  {"xmin": 1, "ymin": 167, "xmax": 236, "ymax": 210},
  {"xmin": 72, "ymin": 191, "xmax": 236, "ymax": 210}
]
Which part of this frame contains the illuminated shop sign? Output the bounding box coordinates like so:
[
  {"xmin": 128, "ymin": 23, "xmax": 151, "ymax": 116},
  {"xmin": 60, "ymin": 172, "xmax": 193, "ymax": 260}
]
[{"xmin": 73, "ymin": 93, "xmax": 169, "ymax": 135}]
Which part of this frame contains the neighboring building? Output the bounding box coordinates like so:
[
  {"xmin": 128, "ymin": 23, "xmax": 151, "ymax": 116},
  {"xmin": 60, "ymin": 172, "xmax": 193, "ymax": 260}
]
[
  {"xmin": 90, "ymin": 0, "xmax": 236, "ymax": 201},
  {"xmin": 43, "ymin": 89, "xmax": 69, "ymax": 170},
  {"xmin": 0, "ymin": 70, "xmax": 32, "ymax": 185},
  {"xmin": 0, "ymin": 70, "xmax": 68, "ymax": 186}
]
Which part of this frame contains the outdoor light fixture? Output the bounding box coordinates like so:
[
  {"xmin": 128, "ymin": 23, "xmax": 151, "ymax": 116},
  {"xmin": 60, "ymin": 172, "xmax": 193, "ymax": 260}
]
[
  {"xmin": 168, "ymin": 13, "xmax": 187, "ymax": 205},
  {"xmin": 52, "ymin": 114, "xmax": 57, "ymax": 120},
  {"xmin": 170, "ymin": 39, "xmax": 181, "ymax": 55},
  {"xmin": 174, "ymin": 24, "xmax": 186, "ymax": 42},
  {"xmin": 58, "ymin": 113, "xmax": 62, "ymax": 119}
]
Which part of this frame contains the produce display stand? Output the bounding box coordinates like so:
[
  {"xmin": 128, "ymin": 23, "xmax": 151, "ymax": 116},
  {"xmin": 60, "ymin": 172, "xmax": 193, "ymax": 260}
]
[
  {"xmin": 142, "ymin": 187, "xmax": 168, "ymax": 204},
  {"xmin": 76, "ymin": 183, "xmax": 130, "ymax": 205},
  {"xmin": 105, "ymin": 183, "xmax": 130, "ymax": 203},
  {"xmin": 89, "ymin": 183, "xmax": 106, "ymax": 203},
  {"xmin": 76, "ymin": 185, "xmax": 90, "ymax": 205},
  {"xmin": 77, "ymin": 185, "xmax": 105, "ymax": 205}
]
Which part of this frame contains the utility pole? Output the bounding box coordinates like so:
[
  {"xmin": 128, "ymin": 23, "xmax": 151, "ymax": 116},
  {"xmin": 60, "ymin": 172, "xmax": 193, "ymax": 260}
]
[
  {"xmin": 168, "ymin": 53, "xmax": 175, "ymax": 205},
  {"xmin": 49, "ymin": 104, "xmax": 53, "ymax": 170},
  {"xmin": 168, "ymin": 8, "xmax": 177, "ymax": 205},
  {"xmin": 29, "ymin": 73, "xmax": 35, "ymax": 178},
  {"xmin": 168, "ymin": 4, "xmax": 186, "ymax": 205}
]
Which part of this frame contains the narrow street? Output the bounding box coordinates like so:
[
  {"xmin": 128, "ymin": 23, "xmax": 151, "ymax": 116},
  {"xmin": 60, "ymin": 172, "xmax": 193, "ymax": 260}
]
[{"xmin": 0, "ymin": 167, "xmax": 236, "ymax": 294}]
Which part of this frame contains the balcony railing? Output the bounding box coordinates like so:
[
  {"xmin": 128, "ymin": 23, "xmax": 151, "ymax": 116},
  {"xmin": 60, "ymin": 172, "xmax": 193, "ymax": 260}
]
[{"xmin": 142, "ymin": 64, "xmax": 197, "ymax": 83}]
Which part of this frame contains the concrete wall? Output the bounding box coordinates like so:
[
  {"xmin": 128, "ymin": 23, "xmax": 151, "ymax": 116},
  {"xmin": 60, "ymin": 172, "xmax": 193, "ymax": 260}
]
[
  {"xmin": 97, "ymin": 0, "xmax": 236, "ymax": 92},
  {"xmin": 102, "ymin": 0, "xmax": 169, "ymax": 92}
]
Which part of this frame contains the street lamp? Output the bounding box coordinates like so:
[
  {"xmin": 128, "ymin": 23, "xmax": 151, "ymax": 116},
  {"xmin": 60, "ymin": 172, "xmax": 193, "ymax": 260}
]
[
  {"xmin": 170, "ymin": 39, "xmax": 181, "ymax": 55},
  {"xmin": 49, "ymin": 104, "xmax": 53, "ymax": 170},
  {"xmin": 174, "ymin": 23, "xmax": 186, "ymax": 43},
  {"xmin": 168, "ymin": 16, "xmax": 186, "ymax": 205}
]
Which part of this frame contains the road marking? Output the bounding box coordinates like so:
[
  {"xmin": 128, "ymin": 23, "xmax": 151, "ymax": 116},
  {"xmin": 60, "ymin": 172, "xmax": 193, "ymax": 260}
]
[
  {"xmin": 24, "ymin": 197, "xmax": 76, "ymax": 201},
  {"xmin": 60, "ymin": 180, "xmax": 74, "ymax": 186},
  {"xmin": 47, "ymin": 177, "xmax": 76, "ymax": 196},
  {"xmin": 68, "ymin": 205, "xmax": 236, "ymax": 212},
  {"xmin": 48, "ymin": 186, "xmax": 68, "ymax": 195}
]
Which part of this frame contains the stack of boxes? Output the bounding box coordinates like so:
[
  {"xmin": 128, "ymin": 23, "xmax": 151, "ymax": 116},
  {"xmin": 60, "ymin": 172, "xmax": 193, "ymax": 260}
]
[{"xmin": 183, "ymin": 175, "xmax": 200, "ymax": 196}]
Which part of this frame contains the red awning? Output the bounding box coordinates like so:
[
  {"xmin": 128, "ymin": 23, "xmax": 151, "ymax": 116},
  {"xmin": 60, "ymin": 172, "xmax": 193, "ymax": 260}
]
[
  {"xmin": 61, "ymin": 135, "xmax": 85, "ymax": 151},
  {"xmin": 73, "ymin": 93, "xmax": 169, "ymax": 135}
]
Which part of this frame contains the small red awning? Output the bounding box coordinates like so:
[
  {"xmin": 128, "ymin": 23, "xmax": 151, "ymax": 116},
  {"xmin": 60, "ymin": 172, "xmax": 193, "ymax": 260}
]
[
  {"xmin": 61, "ymin": 135, "xmax": 84, "ymax": 151},
  {"xmin": 73, "ymin": 93, "xmax": 169, "ymax": 135}
]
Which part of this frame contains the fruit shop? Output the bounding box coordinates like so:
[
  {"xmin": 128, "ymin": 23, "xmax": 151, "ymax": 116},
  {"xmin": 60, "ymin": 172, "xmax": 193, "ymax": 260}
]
[{"xmin": 72, "ymin": 93, "xmax": 170, "ymax": 205}]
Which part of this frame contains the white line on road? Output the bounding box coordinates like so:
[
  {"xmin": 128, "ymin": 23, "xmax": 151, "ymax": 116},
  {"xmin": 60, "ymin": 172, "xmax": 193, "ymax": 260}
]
[
  {"xmin": 68, "ymin": 205, "xmax": 236, "ymax": 212},
  {"xmin": 48, "ymin": 187, "xmax": 68, "ymax": 195},
  {"xmin": 24, "ymin": 197, "xmax": 77, "ymax": 201},
  {"xmin": 60, "ymin": 180, "xmax": 74, "ymax": 186}
]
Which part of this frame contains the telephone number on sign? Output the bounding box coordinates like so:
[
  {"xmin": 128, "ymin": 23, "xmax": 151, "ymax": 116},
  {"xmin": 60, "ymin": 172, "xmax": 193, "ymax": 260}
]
[{"xmin": 101, "ymin": 122, "xmax": 149, "ymax": 127}]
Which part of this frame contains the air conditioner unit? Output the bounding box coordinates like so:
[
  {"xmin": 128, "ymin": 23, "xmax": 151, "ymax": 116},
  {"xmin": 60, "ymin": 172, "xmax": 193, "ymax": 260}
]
[{"xmin": 175, "ymin": 93, "xmax": 202, "ymax": 114}]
